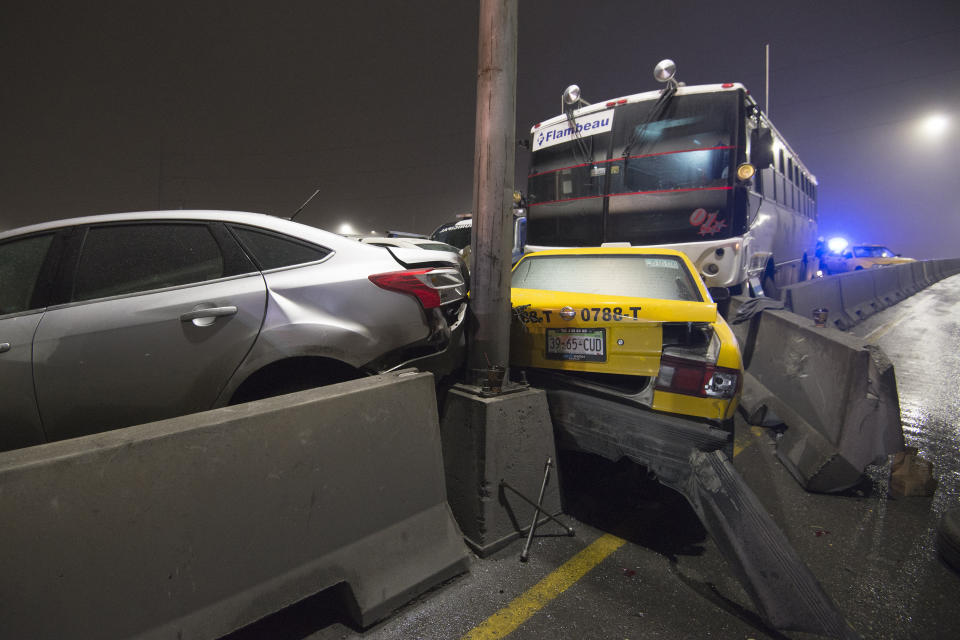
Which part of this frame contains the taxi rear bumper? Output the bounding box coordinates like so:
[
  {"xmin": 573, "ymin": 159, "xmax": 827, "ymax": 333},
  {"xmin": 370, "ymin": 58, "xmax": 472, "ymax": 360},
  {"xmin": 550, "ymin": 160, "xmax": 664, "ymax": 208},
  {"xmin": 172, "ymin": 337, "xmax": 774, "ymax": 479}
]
[{"xmin": 540, "ymin": 386, "xmax": 731, "ymax": 485}]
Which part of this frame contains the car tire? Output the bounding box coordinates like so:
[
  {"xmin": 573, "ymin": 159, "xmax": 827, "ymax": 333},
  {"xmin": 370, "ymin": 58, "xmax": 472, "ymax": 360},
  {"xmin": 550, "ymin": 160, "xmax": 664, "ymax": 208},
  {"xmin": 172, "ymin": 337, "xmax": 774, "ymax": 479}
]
[{"xmin": 937, "ymin": 507, "xmax": 960, "ymax": 572}]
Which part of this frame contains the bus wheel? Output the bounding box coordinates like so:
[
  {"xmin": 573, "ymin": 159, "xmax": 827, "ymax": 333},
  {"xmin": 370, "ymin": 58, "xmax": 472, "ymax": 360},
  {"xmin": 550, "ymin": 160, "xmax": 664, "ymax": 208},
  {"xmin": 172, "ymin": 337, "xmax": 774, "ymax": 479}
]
[{"xmin": 762, "ymin": 269, "xmax": 779, "ymax": 300}]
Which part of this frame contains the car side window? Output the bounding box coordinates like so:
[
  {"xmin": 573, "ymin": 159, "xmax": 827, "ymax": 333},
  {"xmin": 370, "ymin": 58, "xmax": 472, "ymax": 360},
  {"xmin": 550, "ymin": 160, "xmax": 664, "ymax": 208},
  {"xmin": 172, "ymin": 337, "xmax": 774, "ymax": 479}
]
[
  {"xmin": 72, "ymin": 223, "xmax": 226, "ymax": 302},
  {"xmin": 0, "ymin": 233, "xmax": 54, "ymax": 315},
  {"xmin": 229, "ymin": 226, "xmax": 331, "ymax": 270}
]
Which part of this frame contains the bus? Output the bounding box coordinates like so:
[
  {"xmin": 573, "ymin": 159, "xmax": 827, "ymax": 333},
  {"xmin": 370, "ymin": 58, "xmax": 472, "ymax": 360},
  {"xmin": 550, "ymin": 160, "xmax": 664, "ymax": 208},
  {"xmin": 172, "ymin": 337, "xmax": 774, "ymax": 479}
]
[
  {"xmin": 430, "ymin": 198, "xmax": 528, "ymax": 266},
  {"xmin": 524, "ymin": 59, "xmax": 817, "ymax": 298}
]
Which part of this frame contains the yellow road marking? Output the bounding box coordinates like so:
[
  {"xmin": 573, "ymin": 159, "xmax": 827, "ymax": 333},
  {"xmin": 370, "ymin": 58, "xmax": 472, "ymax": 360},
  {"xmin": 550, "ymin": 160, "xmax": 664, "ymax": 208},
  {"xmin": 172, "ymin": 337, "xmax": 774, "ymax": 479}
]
[
  {"xmin": 733, "ymin": 426, "xmax": 766, "ymax": 457},
  {"xmin": 461, "ymin": 533, "xmax": 626, "ymax": 640},
  {"xmin": 862, "ymin": 310, "xmax": 910, "ymax": 344}
]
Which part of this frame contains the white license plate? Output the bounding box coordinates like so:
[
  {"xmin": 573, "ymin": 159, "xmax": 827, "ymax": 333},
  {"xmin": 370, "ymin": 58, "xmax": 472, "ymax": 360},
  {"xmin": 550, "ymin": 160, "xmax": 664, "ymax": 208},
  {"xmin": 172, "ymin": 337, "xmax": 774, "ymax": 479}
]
[{"xmin": 545, "ymin": 328, "xmax": 606, "ymax": 362}]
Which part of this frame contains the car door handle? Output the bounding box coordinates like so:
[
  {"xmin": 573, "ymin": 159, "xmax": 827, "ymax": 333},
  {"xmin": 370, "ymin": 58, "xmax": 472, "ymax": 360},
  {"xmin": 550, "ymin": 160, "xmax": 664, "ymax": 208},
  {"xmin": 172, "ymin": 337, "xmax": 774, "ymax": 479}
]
[
  {"xmin": 0, "ymin": 342, "xmax": 10, "ymax": 354},
  {"xmin": 179, "ymin": 306, "xmax": 238, "ymax": 323}
]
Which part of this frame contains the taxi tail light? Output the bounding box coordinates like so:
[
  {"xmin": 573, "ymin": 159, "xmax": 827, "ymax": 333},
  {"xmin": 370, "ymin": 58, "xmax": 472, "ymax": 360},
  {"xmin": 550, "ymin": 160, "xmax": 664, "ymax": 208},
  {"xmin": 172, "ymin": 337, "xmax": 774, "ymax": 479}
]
[
  {"xmin": 656, "ymin": 322, "xmax": 739, "ymax": 398},
  {"xmin": 655, "ymin": 356, "xmax": 741, "ymax": 399},
  {"xmin": 368, "ymin": 268, "xmax": 465, "ymax": 309}
]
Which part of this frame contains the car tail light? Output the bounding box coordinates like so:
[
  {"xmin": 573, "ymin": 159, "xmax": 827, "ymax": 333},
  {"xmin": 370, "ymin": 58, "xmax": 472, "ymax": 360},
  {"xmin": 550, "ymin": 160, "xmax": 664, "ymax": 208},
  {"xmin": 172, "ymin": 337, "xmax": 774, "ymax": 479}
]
[
  {"xmin": 368, "ymin": 268, "xmax": 465, "ymax": 309},
  {"xmin": 656, "ymin": 356, "xmax": 740, "ymax": 399},
  {"xmin": 656, "ymin": 322, "xmax": 740, "ymax": 398}
]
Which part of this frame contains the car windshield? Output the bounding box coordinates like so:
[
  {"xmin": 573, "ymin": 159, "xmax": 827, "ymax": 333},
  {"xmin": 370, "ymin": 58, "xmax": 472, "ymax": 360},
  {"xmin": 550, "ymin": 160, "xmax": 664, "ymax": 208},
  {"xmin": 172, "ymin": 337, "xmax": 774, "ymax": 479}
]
[
  {"xmin": 853, "ymin": 246, "xmax": 895, "ymax": 258},
  {"xmin": 511, "ymin": 254, "xmax": 702, "ymax": 302}
]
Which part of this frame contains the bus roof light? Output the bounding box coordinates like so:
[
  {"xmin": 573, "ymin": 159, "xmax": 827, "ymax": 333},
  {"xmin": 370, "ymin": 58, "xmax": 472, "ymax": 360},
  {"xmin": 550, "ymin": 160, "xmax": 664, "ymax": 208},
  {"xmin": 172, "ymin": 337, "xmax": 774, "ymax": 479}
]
[
  {"xmin": 653, "ymin": 59, "xmax": 677, "ymax": 83},
  {"xmin": 563, "ymin": 85, "xmax": 582, "ymax": 105}
]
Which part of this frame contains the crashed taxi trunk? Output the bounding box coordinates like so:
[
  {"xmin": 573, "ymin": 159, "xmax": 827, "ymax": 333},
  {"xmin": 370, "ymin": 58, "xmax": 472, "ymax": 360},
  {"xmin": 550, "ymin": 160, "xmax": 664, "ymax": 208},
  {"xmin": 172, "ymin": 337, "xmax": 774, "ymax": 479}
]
[{"xmin": 509, "ymin": 248, "xmax": 742, "ymax": 424}]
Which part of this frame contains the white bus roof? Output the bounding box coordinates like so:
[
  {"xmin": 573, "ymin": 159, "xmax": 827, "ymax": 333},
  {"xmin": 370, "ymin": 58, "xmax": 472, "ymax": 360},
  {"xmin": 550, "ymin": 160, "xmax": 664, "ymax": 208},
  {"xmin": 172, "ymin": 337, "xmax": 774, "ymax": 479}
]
[{"xmin": 530, "ymin": 82, "xmax": 816, "ymax": 185}]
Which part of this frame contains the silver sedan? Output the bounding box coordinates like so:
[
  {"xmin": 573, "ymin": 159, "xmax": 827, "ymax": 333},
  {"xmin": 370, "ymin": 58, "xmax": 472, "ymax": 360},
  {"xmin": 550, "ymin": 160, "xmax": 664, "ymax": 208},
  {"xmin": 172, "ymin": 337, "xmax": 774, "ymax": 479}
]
[{"xmin": 0, "ymin": 210, "xmax": 467, "ymax": 451}]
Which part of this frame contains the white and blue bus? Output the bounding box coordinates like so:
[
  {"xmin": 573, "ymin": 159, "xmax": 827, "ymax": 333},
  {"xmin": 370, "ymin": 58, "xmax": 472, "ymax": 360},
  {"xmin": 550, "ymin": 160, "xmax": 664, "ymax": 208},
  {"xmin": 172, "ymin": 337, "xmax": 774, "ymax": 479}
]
[{"xmin": 524, "ymin": 60, "xmax": 817, "ymax": 297}]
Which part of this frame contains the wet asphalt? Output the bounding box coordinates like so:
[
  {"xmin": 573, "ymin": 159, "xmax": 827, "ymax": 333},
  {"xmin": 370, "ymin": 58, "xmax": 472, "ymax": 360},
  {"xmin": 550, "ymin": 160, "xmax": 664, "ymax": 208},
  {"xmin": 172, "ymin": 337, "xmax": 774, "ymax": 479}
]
[{"xmin": 225, "ymin": 276, "xmax": 960, "ymax": 640}]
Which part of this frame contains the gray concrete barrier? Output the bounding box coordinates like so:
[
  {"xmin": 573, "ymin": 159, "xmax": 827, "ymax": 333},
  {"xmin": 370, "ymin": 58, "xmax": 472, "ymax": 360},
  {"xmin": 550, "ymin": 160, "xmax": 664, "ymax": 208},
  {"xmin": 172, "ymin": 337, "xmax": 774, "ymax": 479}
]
[
  {"xmin": 897, "ymin": 261, "xmax": 922, "ymax": 297},
  {"xmin": 782, "ymin": 276, "xmax": 850, "ymax": 330},
  {"xmin": 872, "ymin": 263, "xmax": 905, "ymax": 307},
  {"xmin": 838, "ymin": 268, "xmax": 881, "ymax": 324},
  {"xmin": 783, "ymin": 258, "xmax": 960, "ymax": 330},
  {"xmin": 732, "ymin": 301, "xmax": 903, "ymax": 492},
  {"xmin": 0, "ymin": 371, "xmax": 469, "ymax": 639},
  {"xmin": 914, "ymin": 260, "xmax": 934, "ymax": 288}
]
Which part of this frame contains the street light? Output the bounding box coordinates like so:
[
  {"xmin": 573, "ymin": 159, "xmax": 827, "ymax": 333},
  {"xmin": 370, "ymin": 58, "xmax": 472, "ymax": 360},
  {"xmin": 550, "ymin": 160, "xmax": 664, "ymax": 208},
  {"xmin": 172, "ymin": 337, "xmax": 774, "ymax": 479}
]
[{"xmin": 919, "ymin": 113, "xmax": 950, "ymax": 139}]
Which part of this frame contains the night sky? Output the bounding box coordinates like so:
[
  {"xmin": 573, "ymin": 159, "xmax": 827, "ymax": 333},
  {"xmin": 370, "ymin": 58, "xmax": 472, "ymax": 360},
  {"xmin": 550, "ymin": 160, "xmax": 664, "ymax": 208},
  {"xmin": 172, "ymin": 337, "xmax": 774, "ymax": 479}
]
[{"xmin": 2, "ymin": 1, "xmax": 958, "ymax": 258}]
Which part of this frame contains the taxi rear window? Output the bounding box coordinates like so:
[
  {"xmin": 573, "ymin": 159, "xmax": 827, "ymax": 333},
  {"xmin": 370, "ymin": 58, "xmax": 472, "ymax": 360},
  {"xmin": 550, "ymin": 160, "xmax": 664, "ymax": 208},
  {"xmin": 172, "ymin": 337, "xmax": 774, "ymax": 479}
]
[{"xmin": 511, "ymin": 254, "xmax": 701, "ymax": 302}]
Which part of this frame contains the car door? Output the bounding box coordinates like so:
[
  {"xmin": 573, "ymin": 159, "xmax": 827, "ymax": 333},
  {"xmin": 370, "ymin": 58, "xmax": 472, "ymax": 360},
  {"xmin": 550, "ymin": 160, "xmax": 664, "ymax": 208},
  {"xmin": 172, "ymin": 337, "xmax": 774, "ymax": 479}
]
[
  {"xmin": 32, "ymin": 221, "xmax": 266, "ymax": 442},
  {"xmin": 0, "ymin": 231, "xmax": 58, "ymax": 450}
]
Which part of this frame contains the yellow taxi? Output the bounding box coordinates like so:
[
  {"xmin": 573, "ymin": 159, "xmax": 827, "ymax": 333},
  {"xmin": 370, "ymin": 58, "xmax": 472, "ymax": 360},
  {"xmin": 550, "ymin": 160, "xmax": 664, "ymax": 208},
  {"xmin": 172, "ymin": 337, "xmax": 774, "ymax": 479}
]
[
  {"xmin": 510, "ymin": 247, "xmax": 742, "ymax": 424},
  {"xmin": 822, "ymin": 244, "xmax": 914, "ymax": 274}
]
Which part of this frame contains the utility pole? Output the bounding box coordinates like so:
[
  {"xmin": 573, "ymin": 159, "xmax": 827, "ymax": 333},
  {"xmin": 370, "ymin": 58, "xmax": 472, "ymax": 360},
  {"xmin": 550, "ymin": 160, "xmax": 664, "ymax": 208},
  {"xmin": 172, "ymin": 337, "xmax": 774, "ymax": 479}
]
[
  {"xmin": 468, "ymin": 0, "xmax": 518, "ymax": 386},
  {"xmin": 440, "ymin": 1, "xmax": 562, "ymax": 556}
]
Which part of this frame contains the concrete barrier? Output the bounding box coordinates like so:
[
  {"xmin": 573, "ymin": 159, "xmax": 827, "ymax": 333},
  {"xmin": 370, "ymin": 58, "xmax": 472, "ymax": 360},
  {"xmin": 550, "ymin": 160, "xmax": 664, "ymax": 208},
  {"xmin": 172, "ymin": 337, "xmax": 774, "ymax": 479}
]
[
  {"xmin": 731, "ymin": 301, "xmax": 903, "ymax": 492},
  {"xmin": 0, "ymin": 371, "xmax": 469, "ymax": 639},
  {"xmin": 783, "ymin": 258, "xmax": 960, "ymax": 331},
  {"xmin": 837, "ymin": 268, "xmax": 881, "ymax": 324},
  {"xmin": 897, "ymin": 261, "xmax": 921, "ymax": 297},
  {"xmin": 913, "ymin": 260, "xmax": 934, "ymax": 288},
  {"xmin": 872, "ymin": 263, "xmax": 905, "ymax": 308},
  {"xmin": 782, "ymin": 276, "xmax": 849, "ymax": 330}
]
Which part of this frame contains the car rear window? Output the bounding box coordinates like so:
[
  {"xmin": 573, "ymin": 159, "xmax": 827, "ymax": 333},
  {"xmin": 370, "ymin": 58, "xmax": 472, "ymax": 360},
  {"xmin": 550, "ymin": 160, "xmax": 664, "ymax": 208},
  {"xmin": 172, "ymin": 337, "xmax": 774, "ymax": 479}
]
[
  {"xmin": 230, "ymin": 226, "xmax": 331, "ymax": 270},
  {"xmin": 511, "ymin": 254, "xmax": 702, "ymax": 302}
]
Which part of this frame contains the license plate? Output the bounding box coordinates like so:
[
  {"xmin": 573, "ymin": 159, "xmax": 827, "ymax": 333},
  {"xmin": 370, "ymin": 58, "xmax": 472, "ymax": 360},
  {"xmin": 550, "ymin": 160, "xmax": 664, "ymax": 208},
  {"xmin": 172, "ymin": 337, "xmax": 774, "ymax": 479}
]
[{"xmin": 545, "ymin": 328, "xmax": 606, "ymax": 362}]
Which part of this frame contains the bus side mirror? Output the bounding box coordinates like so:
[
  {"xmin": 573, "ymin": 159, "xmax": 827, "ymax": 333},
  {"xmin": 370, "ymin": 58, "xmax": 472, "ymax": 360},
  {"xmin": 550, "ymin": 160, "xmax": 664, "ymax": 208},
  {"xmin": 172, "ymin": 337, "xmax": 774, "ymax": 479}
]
[
  {"xmin": 708, "ymin": 286, "xmax": 731, "ymax": 318},
  {"xmin": 750, "ymin": 128, "xmax": 774, "ymax": 168}
]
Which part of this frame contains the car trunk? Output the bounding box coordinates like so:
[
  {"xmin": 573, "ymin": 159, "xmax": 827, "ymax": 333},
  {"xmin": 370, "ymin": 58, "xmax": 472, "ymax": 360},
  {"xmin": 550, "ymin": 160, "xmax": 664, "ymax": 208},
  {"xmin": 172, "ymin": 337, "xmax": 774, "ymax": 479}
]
[{"xmin": 510, "ymin": 288, "xmax": 717, "ymax": 376}]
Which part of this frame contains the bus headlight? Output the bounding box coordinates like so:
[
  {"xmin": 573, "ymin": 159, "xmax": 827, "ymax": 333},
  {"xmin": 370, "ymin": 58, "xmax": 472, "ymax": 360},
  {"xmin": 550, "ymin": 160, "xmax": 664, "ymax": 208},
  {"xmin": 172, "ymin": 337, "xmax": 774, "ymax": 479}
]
[{"xmin": 736, "ymin": 163, "xmax": 756, "ymax": 181}]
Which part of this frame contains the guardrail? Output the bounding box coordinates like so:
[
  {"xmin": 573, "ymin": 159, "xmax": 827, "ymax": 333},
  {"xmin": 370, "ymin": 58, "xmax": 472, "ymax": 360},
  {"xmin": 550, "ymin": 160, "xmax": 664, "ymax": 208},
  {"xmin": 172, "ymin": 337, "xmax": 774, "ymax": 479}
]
[
  {"xmin": 781, "ymin": 259, "xmax": 960, "ymax": 329},
  {"xmin": 0, "ymin": 371, "xmax": 468, "ymax": 639}
]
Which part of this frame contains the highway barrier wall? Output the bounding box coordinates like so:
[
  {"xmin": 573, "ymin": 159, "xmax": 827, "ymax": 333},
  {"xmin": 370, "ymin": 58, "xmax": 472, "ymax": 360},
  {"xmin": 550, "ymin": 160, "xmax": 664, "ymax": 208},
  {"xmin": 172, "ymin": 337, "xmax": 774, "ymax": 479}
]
[
  {"xmin": 0, "ymin": 370, "xmax": 468, "ymax": 640},
  {"xmin": 732, "ymin": 301, "xmax": 904, "ymax": 492},
  {"xmin": 782, "ymin": 258, "xmax": 960, "ymax": 330}
]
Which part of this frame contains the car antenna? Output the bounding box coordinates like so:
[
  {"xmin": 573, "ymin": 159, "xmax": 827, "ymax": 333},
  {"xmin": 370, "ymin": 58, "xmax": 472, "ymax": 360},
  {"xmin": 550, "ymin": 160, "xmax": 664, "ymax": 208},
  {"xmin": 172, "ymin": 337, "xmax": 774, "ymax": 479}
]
[{"xmin": 289, "ymin": 187, "xmax": 321, "ymax": 221}]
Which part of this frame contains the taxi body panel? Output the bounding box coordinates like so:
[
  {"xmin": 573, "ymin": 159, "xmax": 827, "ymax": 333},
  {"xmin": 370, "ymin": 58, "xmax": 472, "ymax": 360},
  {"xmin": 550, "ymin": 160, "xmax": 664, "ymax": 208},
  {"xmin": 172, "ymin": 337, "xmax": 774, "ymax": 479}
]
[{"xmin": 510, "ymin": 247, "xmax": 742, "ymax": 423}]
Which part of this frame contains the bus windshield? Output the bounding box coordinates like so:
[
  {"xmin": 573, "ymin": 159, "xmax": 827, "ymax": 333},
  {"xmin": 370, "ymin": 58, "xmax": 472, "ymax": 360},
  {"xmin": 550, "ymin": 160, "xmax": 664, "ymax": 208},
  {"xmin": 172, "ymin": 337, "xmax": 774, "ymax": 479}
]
[
  {"xmin": 527, "ymin": 91, "xmax": 741, "ymax": 247},
  {"xmin": 430, "ymin": 220, "xmax": 473, "ymax": 250}
]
